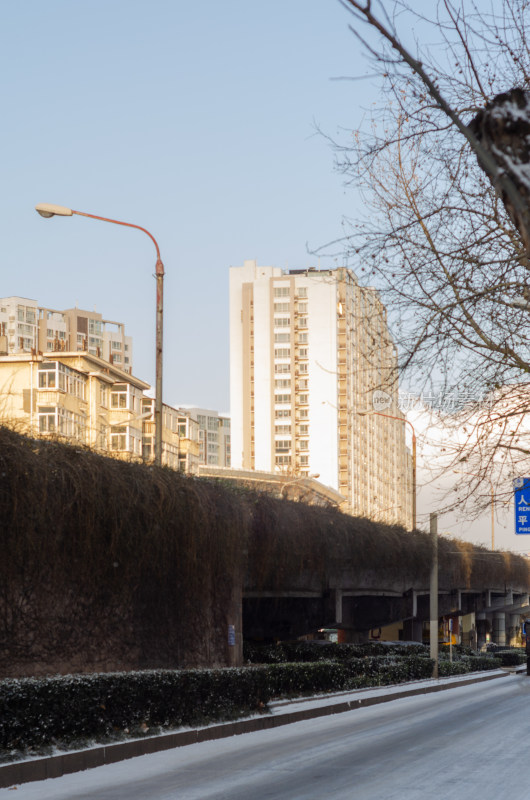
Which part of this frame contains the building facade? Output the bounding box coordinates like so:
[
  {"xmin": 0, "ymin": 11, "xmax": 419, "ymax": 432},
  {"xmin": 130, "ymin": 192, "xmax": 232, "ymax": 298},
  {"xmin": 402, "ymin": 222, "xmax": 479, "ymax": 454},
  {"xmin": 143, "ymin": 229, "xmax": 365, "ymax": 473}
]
[
  {"xmin": 0, "ymin": 351, "xmax": 148, "ymax": 459},
  {"xmin": 180, "ymin": 407, "xmax": 231, "ymax": 468},
  {"xmin": 229, "ymin": 260, "xmax": 412, "ymax": 528},
  {"xmin": 0, "ymin": 353, "xmax": 201, "ymax": 471},
  {"xmin": 0, "ymin": 297, "xmax": 133, "ymax": 374}
]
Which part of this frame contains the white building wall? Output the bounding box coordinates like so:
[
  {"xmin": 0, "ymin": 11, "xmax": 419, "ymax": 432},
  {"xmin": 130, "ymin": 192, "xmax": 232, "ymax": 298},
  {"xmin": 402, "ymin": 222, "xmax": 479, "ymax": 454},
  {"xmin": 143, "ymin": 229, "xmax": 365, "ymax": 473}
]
[
  {"xmin": 229, "ymin": 267, "xmax": 244, "ymax": 469},
  {"xmin": 229, "ymin": 260, "xmax": 281, "ymax": 470},
  {"xmin": 252, "ymin": 276, "xmax": 273, "ymax": 471},
  {"xmin": 305, "ymin": 276, "xmax": 339, "ymax": 490}
]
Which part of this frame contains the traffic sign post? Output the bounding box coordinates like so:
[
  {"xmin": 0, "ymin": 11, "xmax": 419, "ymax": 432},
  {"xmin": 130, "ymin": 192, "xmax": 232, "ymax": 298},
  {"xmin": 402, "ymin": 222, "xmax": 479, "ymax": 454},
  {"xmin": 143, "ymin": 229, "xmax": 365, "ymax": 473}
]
[{"xmin": 514, "ymin": 478, "xmax": 530, "ymax": 535}]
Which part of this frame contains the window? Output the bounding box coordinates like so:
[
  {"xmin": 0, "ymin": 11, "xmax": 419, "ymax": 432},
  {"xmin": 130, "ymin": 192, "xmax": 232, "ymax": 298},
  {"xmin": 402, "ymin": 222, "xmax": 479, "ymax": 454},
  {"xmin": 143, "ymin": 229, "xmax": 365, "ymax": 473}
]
[
  {"xmin": 100, "ymin": 384, "xmax": 108, "ymax": 407},
  {"xmin": 300, "ymin": 455, "xmax": 309, "ymax": 466},
  {"xmin": 297, "ymin": 287, "xmax": 308, "ymax": 298},
  {"xmin": 38, "ymin": 363, "xmax": 57, "ymax": 388},
  {"xmin": 274, "ymin": 302, "xmax": 290, "ymax": 312},
  {"xmin": 275, "ymin": 409, "xmax": 290, "ymax": 418},
  {"xmin": 275, "ymin": 379, "xmax": 291, "ymax": 389},
  {"xmin": 298, "ymin": 317, "xmax": 308, "ymax": 328},
  {"xmin": 38, "ymin": 406, "xmax": 56, "ymax": 433},
  {"xmin": 275, "ymin": 394, "xmax": 291, "ymax": 404},
  {"xmin": 275, "ymin": 425, "xmax": 291, "ymax": 434},
  {"xmin": 113, "ymin": 353, "xmax": 122, "ymax": 363},
  {"xmin": 299, "ymin": 394, "xmax": 309, "ymax": 404},
  {"xmin": 299, "ymin": 363, "xmax": 308, "ymax": 374},
  {"xmin": 110, "ymin": 426, "xmax": 127, "ymax": 451},
  {"xmin": 298, "ymin": 378, "xmax": 308, "ymax": 389},
  {"xmin": 111, "ymin": 383, "xmax": 128, "ymax": 409},
  {"xmin": 300, "ymin": 424, "xmax": 309, "ymax": 434},
  {"xmin": 46, "ymin": 328, "xmax": 54, "ymax": 338},
  {"xmin": 89, "ymin": 319, "xmax": 102, "ymax": 335},
  {"xmin": 275, "ymin": 455, "xmax": 291, "ymax": 465},
  {"xmin": 299, "ymin": 408, "xmax": 309, "ymax": 418},
  {"xmin": 274, "ymin": 363, "xmax": 290, "ymax": 373},
  {"xmin": 274, "ymin": 287, "xmax": 290, "ymax": 297},
  {"xmin": 275, "ymin": 440, "xmax": 291, "ymax": 452},
  {"xmin": 274, "ymin": 333, "xmax": 290, "ymax": 343},
  {"xmin": 298, "ymin": 302, "xmax": 308, "ymax": 313},
  {"xmin": 274, "ymin": 317, "xmax": 290, "ymax": 327},
  {"xmin": 274, "ymin": 348, "xmax": 290, "ymax": 358},
  {"xmin": 298, "ymin": 333, "xmax": 308, "ymax": 343},
  {"xmin": 300, "ymin": 440, "xmax": 309, "ymax": 450},
  {"xmin": 98, "ymin": 424, "xmax": 107, "ymax": 450},
  {"xmin": 111, "ymin": 341, "xmax": 122, "ymax": 350}
]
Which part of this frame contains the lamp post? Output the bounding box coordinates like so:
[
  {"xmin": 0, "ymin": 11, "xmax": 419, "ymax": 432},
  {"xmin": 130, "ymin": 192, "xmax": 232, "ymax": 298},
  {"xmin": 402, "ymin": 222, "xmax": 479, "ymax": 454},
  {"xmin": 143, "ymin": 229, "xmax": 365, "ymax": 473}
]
[
  {"xmin": 358, "ymin": 410, "xmax": 417, "ymax": 531},
  {"xmin": 35, "ymin": 203, "xmax": 165, "ymax": 467}
]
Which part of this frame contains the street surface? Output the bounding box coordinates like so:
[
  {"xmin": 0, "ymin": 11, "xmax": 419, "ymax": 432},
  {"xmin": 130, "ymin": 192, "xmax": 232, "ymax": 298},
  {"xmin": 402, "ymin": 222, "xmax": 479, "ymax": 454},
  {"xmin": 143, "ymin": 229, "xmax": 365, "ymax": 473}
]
[{"xmin": 3, "ymin": 675, "xmax": 528, "ymax": 800}]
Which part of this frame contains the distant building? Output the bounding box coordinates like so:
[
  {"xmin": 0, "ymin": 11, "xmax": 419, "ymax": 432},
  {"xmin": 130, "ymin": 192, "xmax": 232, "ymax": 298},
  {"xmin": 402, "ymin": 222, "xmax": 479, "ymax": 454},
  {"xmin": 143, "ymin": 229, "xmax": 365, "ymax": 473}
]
[
  {"xmin": 229, "ymin": 260, "xmax": 412, "ymax": 528},
  {"xmin": 140, "ymin": 398, "xmax": 200, "ymax": 474},
  {"xmin": 180, "ymin": 407, "xmax": 231, "ymax": 467},
  {"xmin": 0, "ymin": 297, "xmax": 133, "ymax": 374}
]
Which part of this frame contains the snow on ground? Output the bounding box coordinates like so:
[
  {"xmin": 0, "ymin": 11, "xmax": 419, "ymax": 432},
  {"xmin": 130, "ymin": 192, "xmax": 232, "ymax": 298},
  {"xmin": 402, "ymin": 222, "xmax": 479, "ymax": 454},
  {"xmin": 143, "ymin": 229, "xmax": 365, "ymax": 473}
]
[{"xmin": 0, "ymin": 670, "xmax": 519, "ymax": 800}]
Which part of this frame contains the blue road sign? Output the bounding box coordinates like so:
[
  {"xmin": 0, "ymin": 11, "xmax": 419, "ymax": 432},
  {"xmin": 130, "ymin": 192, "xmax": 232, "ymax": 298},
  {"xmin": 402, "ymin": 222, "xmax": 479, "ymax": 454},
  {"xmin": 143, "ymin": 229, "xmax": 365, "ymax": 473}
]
[{"xmin": 514, "ymin": 478, "xmax": 530, "ymax": 534}]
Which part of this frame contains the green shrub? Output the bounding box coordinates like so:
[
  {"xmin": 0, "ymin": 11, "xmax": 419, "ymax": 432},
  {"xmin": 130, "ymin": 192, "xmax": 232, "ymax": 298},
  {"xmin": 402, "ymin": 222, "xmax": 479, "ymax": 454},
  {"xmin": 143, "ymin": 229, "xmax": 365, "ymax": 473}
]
[
  {"xmin": 0, "ymin": 668, "xmax": 271, "ymax": 752},
  {"xmin": 493, "ymin": 650, "xmax": 526, "ymax": 666}
]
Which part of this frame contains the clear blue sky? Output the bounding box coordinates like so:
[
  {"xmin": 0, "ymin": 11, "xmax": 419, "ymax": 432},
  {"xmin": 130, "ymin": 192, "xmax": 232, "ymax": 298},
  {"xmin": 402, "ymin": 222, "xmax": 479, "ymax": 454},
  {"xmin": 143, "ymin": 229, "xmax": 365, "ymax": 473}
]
[{"xmin": 0, "ymin": 0, "xmax": 376, "ymax": 411}]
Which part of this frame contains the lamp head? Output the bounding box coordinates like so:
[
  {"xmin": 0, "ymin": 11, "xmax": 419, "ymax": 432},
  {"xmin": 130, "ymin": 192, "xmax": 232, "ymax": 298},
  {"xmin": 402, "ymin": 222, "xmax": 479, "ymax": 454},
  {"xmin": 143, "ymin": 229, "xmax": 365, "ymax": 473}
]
[{"xmin": 35, "ymin": 203, "xmax": 74, "ymax": 218}]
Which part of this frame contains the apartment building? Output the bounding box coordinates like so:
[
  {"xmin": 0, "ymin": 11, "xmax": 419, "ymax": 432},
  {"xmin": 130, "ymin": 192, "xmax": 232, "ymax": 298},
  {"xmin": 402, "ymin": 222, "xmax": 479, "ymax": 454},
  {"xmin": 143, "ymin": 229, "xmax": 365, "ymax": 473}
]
[
  {"xmin": 180, "ymin": 407, "xmax": 231, "ymax": 467},
  {"xmin": 141, "ymin": 398, "xmax": 200, "ymax": 473},
  {"xmin": 229, "ymin": 260, "xmax": 412, "ymax": 528},
  {"xmin": 0, "ymin": 297, "xmax": 133, "ymax": 374},
  {"xmin": 0, "ymin": 351, "xmax": 148, "ymax": 459},
  {"xmin": 0, "ymin": 352, "xmax": 202, "ymax": 471}
]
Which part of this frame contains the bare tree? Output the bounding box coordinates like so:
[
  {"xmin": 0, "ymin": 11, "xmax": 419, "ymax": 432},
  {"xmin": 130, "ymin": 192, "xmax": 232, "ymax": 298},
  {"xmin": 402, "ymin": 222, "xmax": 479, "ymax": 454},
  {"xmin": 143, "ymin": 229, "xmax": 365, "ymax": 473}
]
[{"xmin": 325, "ymin": 1, "xmax": 530, "ymax": 509}]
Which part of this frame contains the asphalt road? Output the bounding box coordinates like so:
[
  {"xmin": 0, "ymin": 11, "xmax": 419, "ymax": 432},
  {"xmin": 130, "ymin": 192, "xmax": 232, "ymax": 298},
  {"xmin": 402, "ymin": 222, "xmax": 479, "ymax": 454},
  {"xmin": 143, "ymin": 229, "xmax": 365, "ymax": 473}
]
[{"xmin": 4, "ymin": 675, "xmax": 529, "ymax": 800}]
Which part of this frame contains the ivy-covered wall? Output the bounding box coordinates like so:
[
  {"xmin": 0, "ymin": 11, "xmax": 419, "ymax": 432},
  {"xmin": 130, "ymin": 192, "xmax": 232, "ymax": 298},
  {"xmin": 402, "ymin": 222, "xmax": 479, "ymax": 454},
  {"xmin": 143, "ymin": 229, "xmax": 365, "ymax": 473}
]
[{"xmin": 0, "ymin": 427, "xmax": 528, "ymax": 677}]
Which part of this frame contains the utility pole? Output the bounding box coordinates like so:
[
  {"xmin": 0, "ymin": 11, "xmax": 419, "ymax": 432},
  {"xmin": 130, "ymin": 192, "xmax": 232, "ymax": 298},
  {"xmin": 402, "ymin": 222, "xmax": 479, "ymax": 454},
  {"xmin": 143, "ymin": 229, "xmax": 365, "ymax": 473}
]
[{"xmin": 430, "ymin": 512, "xmax": 439, "ymax": 678}]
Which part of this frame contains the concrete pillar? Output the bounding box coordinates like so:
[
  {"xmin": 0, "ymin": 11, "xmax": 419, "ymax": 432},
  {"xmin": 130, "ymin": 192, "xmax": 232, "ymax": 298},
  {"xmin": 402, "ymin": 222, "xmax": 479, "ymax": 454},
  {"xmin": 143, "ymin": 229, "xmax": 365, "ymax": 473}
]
[
  {"xmin": 476, "ymin": 612, "xmax": 488, "ymax": 649},
  {"xmin": 509, "ymin": 614, "xmax": 521, "ymax": 647},
  {"xmin": 493, "ymin": 611, "xmax": 506, "ymax": 646}
]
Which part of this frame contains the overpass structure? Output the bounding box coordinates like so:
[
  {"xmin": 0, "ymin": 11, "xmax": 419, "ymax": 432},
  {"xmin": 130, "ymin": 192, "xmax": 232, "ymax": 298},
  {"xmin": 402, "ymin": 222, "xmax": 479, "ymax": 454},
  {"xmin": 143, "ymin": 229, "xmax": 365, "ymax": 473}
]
[
  {"xmin": 241, "ymin": 561, "xmax": 530, "ymax": 651},
  {"xmin": 197, "ymin": 465, "xmax": 347, "ymax": 507}
]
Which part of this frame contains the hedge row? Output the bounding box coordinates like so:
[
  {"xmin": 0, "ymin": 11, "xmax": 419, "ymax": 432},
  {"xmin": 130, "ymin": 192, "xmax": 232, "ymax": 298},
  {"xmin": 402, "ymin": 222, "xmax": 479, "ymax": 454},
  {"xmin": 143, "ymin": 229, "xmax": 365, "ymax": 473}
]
[
  {"xmin": 1, "ymin": 668, "xmax": 270, "ymax": 752},
  {"xmin": 2, "ymin": 651, "xmax": 505, "ymax": 755},
  {"xmin": 244, "ymin": 641, "xmax": 426, "ymax": 664}
]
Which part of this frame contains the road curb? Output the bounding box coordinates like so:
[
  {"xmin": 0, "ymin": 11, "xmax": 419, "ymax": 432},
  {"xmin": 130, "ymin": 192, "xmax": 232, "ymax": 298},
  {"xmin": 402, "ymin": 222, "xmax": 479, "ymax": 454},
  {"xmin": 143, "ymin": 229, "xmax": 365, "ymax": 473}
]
[{"xmin": 0, "ymin": 669, "xmax": 515, "ymax": 789}]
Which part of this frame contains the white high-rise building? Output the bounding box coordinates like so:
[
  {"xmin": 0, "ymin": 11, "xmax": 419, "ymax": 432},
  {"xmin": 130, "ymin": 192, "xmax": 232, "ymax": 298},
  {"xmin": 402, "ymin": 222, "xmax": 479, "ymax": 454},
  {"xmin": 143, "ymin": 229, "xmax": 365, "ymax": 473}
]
[{"xmin": 229, "ymin": 260, "xmax": 412, "ymax": 528}]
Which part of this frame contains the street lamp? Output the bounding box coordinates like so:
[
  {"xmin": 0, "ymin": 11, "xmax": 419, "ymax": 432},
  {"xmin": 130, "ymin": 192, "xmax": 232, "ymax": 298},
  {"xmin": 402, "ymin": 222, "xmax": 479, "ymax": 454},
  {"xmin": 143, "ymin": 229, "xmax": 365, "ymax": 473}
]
[
  {"xmin": 35, "ymin": 202, "xmax": 165, "ymax": 467},
  {"xmin": 358, "ymin": 410, "xmax": 417, "ymax": 531}
]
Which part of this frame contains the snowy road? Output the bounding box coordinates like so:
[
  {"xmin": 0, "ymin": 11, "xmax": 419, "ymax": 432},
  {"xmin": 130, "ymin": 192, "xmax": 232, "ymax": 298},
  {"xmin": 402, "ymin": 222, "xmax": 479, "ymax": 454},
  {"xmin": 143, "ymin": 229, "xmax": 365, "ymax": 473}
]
[{"xmin": 3, "ymin": 675, "xmax": 529, "ymax": 800}]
